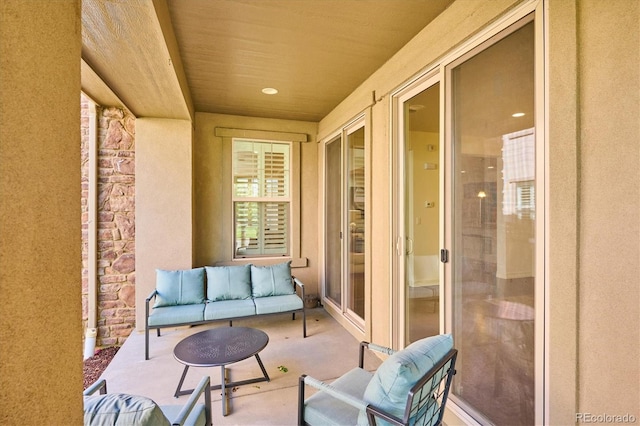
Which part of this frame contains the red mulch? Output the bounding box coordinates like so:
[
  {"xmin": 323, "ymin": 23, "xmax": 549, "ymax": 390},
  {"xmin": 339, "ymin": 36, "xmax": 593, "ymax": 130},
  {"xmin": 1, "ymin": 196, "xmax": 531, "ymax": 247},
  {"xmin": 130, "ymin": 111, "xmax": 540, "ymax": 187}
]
[{"xmin": 83, "ymin": 346, "xmax": 120, "ymax": 390}]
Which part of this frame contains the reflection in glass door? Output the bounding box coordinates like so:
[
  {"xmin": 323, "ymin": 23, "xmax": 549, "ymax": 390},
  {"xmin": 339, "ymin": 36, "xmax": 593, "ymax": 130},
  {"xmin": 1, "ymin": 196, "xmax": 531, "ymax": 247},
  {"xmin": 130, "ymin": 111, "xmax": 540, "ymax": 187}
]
[
  {"xmin": 449, "ymin": 18, "xmax": 536, "ymax": 425},
  {"xmin": 402, "ymin": 83, "xmax": 441, "ymax": 343}
]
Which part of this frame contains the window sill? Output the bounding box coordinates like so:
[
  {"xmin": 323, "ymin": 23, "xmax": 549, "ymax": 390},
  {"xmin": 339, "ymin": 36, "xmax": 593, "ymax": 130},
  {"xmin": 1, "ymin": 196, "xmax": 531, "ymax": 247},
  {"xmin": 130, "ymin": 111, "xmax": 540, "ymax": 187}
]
[{"xmin": 216, "ymin": 257, "xmax": 308, "ymax": 268}]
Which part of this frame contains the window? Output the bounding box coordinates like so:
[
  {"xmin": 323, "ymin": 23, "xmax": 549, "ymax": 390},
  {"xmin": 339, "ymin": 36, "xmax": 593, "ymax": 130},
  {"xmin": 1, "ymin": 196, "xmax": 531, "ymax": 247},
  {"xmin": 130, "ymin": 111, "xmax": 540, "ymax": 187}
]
[{"xmin": 233, "ymin": 139, "xmax": 291, "ymax": 258}]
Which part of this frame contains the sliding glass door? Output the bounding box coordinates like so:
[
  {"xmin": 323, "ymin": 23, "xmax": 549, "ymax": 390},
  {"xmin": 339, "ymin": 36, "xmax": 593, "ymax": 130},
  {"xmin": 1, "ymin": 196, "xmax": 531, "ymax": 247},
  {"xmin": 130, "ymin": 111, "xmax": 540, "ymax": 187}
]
[
  {"xmin": 325, "ymin": 135, "xmax": 342, "ymax": 307},
  {"xmin": 399, "ymin": 81, "xmax": 442, "ymax": 344},
  {"xmin": 346, "ymin": 126, "xmax": 365, "ymax": 320},
  {"xmin": 448, "ymin": 17, "xmax": 537, "ymax": 425},
  {"xmin": 324, "ymin": 120, "xmax": 367, "ymax": 328},
  {"xmin": 393, "ymin": 10, "xmax": 542, "ymax": 424}
]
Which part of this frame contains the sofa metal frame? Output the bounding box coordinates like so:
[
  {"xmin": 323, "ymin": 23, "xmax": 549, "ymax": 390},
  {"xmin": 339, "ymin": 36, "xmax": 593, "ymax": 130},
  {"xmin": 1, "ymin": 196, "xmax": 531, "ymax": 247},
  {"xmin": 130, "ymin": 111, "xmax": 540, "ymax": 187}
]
[{"xmin": 144, "ymin": 277, "xmax": 307, "ymax": 360}]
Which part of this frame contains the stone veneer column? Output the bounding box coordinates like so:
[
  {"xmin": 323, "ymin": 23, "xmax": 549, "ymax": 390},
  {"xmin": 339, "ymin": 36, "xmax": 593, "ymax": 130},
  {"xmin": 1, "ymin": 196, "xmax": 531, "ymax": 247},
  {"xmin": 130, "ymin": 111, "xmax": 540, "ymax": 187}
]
[{"xmin": 81, "ymin": 95, "xmax": 136, "ymax": 347}]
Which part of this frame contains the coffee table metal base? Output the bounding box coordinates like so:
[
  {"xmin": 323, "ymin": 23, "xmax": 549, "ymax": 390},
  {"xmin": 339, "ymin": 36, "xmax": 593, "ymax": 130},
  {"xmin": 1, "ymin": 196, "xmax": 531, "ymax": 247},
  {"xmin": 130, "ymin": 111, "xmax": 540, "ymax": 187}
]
[{"xmin": 174, "ymin": 353, "xmax": 270, "ymax": 416}]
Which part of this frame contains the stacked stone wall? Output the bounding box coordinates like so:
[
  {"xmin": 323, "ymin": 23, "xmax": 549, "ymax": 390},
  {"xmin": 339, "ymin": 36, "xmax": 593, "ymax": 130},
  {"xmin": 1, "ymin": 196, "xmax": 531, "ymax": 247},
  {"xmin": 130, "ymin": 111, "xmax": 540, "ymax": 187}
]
[{"xmin": 81, "ymin": 94, "xmax": 136, "ymax": 347}]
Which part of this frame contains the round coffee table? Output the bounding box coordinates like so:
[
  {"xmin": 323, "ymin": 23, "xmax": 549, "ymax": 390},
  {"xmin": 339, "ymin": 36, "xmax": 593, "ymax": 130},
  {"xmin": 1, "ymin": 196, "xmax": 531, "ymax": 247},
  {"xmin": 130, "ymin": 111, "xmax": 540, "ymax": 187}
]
[{"xmin": 173, "ymin": 326, "xmax": 270, "ymax": 416}]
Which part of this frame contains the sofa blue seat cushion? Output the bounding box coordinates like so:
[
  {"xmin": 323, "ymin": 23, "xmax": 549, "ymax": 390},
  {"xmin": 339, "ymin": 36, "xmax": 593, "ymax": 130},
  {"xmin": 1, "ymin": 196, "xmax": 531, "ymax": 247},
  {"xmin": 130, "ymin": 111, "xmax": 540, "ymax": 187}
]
[
  {"xmin": 303, "ymin": 367, "xmax": 373, "ymax": 426},
  {"xmin": 154, "ymin": 268, "xmax": 205, "ymax": 308},
  {"xmin": 358, "ymin": 334, "xmax": 454, "ymax": 426},
  {"xmin": 205, "ymin": 264, "xmax": 252, "ymax": 301},
  {"xmin": 251, "ymin": 261, "xmax": 295, "ymax": 297},
  {"xmin": 204, "ymin": 299, "xmax": 256, "ymax": 320},
  {"xmin": 253, "ymin": 294, "xmax": 303, "ymax": 315},
  {"xmin": 84, "ymin": 393, "xmax": 170, "ymax": 426},
  {"xmin": 148, "ymin": 304, "xmax": 205, "ymax": 327}
]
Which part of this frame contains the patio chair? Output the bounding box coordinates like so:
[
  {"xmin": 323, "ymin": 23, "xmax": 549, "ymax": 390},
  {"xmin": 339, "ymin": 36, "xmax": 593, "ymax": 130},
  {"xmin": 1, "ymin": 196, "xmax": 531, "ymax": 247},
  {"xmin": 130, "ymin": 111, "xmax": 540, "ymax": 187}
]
[
  {"xmin": 83, "ymin": 376, "xmax": 212, "ymax": 426},
  {"xmin": 298, "ymin": 334, "xmax": 457, "ymax": 426}
]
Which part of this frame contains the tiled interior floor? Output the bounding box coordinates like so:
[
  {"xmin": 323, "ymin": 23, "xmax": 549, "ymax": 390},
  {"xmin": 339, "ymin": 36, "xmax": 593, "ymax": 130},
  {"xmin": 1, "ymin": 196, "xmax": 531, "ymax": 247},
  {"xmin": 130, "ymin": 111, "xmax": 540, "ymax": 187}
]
[{"xmin": 98, "ymin": 308, "xmax": 381, "ymax": 425}]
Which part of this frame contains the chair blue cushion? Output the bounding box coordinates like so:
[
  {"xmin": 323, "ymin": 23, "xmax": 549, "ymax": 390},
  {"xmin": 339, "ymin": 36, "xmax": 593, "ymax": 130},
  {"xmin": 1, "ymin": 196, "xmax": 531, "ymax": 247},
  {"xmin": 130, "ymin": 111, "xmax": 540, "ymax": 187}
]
[
  {"xmin": 359, "ymin": 334, "xmax": 453, "ymax": 425},
  {"xmin": 148, "ymin": 304, "xmax": 205, "ymax": 327},
  {"xmin": 160, "ymin": 403, "xmax": 207, "ymax": 426},
  {"xmin": 304, "ymin": 367, "xmax": 374, "ymax": 426},
  {"xmin": 84, "ymin": 393, "xmax": 170, "ymax": 426},
  {"xmin": 204, "ymin": 299, "xmax": 256, "ymax": 320},
  {"xmin": 250, "ymin": 261, "xmax": 294, "ymax": 297},
  {"xmin": 154, "ymin": 268, "xmax": 205, "ymax": 307},
  {"xmin": 253, "ymin": 294, "xmax": 303, "ymax": 314},
  {"xmin": 205, "ymin": 264, "xmax": 252, "ymax": 301}
]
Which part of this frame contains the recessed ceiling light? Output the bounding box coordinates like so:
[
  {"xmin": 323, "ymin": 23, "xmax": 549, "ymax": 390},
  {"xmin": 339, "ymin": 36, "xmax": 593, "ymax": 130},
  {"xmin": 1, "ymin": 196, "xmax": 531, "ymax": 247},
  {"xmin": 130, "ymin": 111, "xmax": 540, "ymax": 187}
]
[
  {"xmin": 409, "ymin": 104, "xmax": 425, "ymax": 112},
  {"xmin": 262, "ymin": 87, "xmax": 278, "ymax": 95},
  {"xmin": 512, "ymin": 112, "xmax": 525, "ymax": 117}
]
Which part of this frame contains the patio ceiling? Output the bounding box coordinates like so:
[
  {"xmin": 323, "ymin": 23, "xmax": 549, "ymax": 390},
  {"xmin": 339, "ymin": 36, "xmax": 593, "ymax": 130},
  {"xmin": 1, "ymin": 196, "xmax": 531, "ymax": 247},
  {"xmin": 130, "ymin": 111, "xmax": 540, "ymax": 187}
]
[{"xmin": 81, "ymin": 0, "xmax": 454, "ymax": 122}]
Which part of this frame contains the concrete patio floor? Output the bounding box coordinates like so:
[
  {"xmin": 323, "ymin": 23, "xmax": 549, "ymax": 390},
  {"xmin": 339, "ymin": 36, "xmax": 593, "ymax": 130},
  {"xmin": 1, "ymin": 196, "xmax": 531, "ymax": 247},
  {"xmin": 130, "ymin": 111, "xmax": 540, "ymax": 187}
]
[{"xmin": 98, "ymin": 307, "xmax": 382, "ymax": 425}]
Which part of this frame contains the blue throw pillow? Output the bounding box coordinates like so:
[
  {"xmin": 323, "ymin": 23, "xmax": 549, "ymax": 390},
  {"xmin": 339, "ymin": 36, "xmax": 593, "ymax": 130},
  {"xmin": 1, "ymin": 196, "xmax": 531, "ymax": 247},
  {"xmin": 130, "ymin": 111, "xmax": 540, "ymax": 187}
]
[
  {"xmin": 154, "ymin": 268, "xmax": 205, "ymax": 308},
  {"xmin": 250, "ymin": 261, "xmax": 294, "ymax": 297},
  {"xmin": 205, "ymin": 265, "xmax": 252, "ymax": 301},
  {"xmin": 359, "ymin": 334, "xmax": 453, "ymax": 425}
]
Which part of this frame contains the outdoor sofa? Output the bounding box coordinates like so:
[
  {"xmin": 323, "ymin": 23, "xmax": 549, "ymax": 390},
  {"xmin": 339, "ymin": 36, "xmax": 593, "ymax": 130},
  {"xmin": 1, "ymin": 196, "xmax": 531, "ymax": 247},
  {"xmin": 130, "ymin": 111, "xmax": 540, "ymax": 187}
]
[{"xmin": 145, "ymin": 261, "xmax": 306, "ymax": 360}]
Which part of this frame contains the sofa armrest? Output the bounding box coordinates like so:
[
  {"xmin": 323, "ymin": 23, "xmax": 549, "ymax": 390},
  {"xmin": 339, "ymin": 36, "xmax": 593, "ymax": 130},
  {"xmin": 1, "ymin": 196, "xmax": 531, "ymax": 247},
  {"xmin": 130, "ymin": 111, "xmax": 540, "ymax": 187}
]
[
  {"xmin": 172, "ymin": 376, "xmax": 212, "ymax": 426},
  {"xmin": 292, "ymin": 276, "xmax": 305, "ymax": 299},
  {"xmin": 145, "ymin": 289, "xmax": 158, "ymax": 304},
  {"xmin": 145, "ymin": 290, "xmax": 157, "ymax": 317},
  {"xmin": 83, "ymin": 378, "xmax": 107, "ymax": 396}
]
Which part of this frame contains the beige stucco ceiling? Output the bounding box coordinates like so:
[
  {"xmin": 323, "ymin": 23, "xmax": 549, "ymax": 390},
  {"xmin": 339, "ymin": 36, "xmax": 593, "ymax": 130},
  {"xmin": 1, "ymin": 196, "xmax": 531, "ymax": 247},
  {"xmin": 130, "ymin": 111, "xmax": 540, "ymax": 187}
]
[{"xmin": 81, "ymin": 0, "xmax": 453, "ymax": 122}]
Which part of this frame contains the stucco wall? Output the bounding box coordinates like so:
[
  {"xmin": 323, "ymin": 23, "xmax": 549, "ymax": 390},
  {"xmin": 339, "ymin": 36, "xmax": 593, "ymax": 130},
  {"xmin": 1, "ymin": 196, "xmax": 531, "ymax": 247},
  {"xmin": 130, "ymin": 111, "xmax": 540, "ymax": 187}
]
[
  {"xmin": 193, "ymin": 112, "xmax": 319, "ymax": 294},
  {"xmin": 135, "ymin": 118, "xmax": 194, "ymax": 330},
  {"xmin": 574, "ymin": 0, "xmax": 639, "ymax": 418},
  {"xmin": 0, "ymin": 1, "xmax": 83, "ymax": 423}
]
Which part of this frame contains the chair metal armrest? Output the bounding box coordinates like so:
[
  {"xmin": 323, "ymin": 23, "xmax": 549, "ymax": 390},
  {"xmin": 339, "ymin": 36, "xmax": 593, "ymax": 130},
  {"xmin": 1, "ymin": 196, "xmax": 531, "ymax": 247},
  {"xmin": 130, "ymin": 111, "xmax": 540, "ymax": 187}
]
[
  {"xmin": 365, "ymin": 405, "xmax": 406, "ymax": 426},
  {"xmin": 359, "ymin": 341, "xmax": 397, "ymax": 368},
  {"xmin": 171, "ymin": 376, "xmax": 212, "ymax": 426},
  {"xmin": 301, "ymin": 375, "xmax": 368, "ymax": 412},
  {"xmin": 83, "ymin": 378, "xmax": 107, "ymax": 396}
]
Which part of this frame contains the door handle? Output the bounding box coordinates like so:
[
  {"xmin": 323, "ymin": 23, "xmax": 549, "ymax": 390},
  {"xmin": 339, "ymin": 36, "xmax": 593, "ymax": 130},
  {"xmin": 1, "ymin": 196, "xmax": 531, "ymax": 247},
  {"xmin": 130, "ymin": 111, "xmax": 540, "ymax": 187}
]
[{"xmin": 406, "ymin": 238, "xmax": 414, "ymax": 255}]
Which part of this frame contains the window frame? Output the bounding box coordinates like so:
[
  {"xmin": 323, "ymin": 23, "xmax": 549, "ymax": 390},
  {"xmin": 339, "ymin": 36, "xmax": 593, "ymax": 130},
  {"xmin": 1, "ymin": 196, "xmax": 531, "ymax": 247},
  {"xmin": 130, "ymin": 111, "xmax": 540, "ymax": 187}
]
[
  {"xmin": 214, "ymin": 126, "xmax": 304, "ymax": 265},
  {"xmin": 232, "ymin": 138, "xmax": 292, "ymax": 259}
]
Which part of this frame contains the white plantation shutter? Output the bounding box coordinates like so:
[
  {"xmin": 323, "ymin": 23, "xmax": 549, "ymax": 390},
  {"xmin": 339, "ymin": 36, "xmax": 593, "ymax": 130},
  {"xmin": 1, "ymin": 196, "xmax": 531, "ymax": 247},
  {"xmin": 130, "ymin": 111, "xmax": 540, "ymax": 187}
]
[
  {"xmin": 516, "ymin": 182, "xmax": 535, "ymax": 219},
  {"xmin": 233, "ymin": 140, "xmax": 290, "ymax": 257},
  {"xmin": 502, "ymin": 128, "xmax": 535, "ymax": 217}
]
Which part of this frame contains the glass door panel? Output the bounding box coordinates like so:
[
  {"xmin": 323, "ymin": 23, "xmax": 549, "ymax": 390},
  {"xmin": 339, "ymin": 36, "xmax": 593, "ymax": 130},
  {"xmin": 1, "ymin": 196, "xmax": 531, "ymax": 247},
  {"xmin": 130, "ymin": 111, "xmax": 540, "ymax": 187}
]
[
  {"xmin": 347, "ymin": 127, "xmax": 365, "ymax": 321},
  {"xmin": 450, "ymin": 20, "xmax": 535, "ymax": 425},
  {"xmin": 403, "ymin": 83, "xmax": 440, "ymax": 343},
  {"xmin": 325, "ymin": 135, "xmax": 342, "ymax": 306}
]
